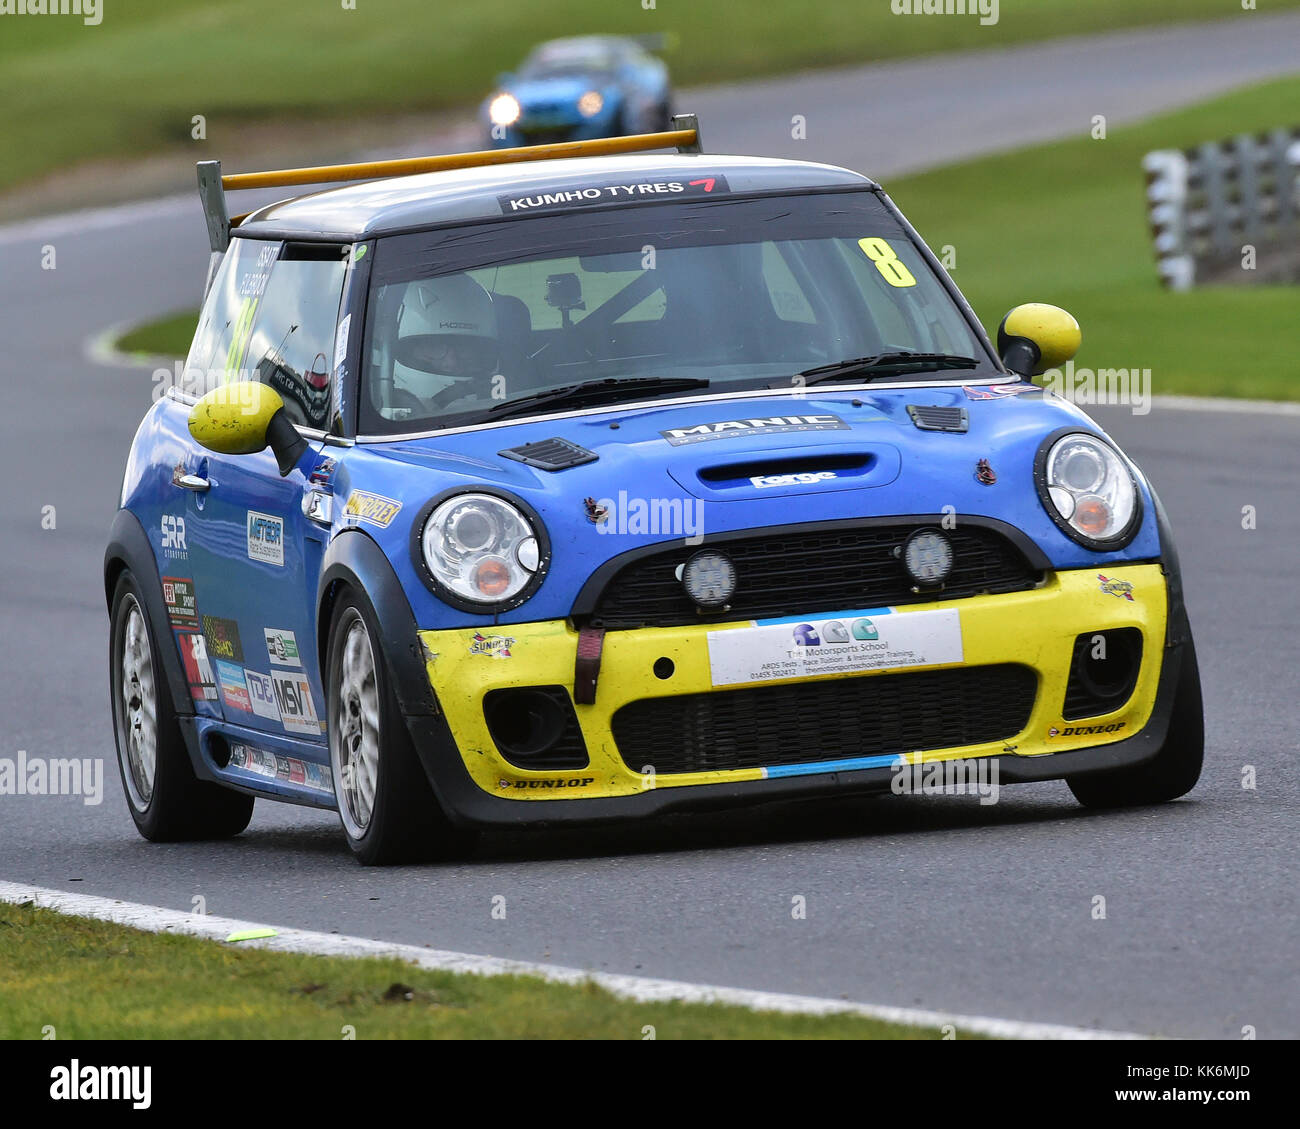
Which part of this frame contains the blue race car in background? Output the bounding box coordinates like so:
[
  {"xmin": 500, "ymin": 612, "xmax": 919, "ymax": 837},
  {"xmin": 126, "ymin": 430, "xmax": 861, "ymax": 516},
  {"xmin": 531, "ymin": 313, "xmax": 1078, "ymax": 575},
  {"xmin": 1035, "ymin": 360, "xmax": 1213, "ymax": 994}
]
[{"xmin": 482, "ymin": 35, "xmax": 672, "ymax": 148}]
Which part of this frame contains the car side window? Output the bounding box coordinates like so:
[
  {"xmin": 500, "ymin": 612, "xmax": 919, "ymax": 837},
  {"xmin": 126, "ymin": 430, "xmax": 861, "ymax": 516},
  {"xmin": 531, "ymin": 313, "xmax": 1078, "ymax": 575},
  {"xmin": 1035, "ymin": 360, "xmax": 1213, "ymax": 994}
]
[
  {"xmin": 243, "ymin": 244, "xmax": 348, "ymax": 430},
  {"xmin": 185, "ymin": 239, "xmax": 280, "ymax": 386}
]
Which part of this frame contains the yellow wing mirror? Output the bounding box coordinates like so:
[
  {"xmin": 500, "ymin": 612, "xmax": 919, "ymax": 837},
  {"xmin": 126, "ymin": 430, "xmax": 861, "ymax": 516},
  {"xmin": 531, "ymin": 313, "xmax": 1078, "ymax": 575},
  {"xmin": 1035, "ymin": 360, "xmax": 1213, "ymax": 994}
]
[
  {"xmin": 996, "ymin": 304, "xmax": 1081, "ymax": 378},
  {"xmin": 187, "ymin": 382, "xmax": 309, "ymax": 477}
]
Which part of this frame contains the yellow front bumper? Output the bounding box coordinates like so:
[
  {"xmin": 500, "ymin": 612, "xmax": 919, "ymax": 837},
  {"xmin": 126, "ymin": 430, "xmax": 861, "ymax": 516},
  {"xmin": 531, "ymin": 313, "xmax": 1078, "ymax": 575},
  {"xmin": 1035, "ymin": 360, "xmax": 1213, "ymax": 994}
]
[{"xmin": 418, "ymin": 564, "xmax": 1166, "ymax": 801}]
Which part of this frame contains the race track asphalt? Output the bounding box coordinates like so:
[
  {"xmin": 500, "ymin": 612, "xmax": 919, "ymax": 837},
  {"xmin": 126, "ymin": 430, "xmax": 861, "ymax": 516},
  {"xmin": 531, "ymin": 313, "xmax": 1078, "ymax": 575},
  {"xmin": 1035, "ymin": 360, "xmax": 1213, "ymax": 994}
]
[{"xmin": 1, "ymin": 14, "xmax": 1298, "ymax": 1037}]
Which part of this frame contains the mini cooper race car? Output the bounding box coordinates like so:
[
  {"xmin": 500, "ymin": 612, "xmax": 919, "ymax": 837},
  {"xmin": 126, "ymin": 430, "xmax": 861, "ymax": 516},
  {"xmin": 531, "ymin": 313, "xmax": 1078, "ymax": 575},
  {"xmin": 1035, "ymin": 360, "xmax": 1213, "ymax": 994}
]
[
  {"xmin": 106, "ymin": 117, "xmax": 1203, "ymax": 864},
  {"xmin": 482, "ymin": 34, "xmax": 672, "ymax": 149}
]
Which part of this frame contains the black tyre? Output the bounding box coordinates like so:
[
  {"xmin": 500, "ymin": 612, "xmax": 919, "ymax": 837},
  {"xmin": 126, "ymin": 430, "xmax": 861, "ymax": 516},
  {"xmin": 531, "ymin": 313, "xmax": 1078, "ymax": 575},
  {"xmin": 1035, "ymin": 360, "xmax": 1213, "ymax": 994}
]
[
  {"xmin": 109, "ymin": 571, "xmax": 254, "ymax": 841},
  {"xmin": 326, "ymin": 590, "xmax": 473, "ymax": 865},
  {"xmin": 1067, "ymin": 641, "xmax": 1204, "ymax": 808}
]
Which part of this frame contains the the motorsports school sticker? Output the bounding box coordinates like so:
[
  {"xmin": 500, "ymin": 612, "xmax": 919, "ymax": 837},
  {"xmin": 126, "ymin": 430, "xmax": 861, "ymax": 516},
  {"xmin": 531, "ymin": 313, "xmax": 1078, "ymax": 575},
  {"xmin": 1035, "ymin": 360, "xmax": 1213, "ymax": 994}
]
[
  {"xmin": 661, "ymin": 413, "xmax": 850, "ymax": 447},
  {"xmin": 706, "ymin": 608, "xmax": 964, "ymax": 687},
  {"xmin": 498, "ymin": 173, "xmax": 730, "ymax": 214}
]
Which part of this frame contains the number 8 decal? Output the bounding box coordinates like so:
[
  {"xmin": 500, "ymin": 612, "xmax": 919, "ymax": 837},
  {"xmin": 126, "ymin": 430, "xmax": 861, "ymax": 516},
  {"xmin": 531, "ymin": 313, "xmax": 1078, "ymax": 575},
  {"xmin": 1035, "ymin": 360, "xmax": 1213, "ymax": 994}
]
[{"xmin": 859, "ymin": 237, "xmax": 917, "ymax": 288}]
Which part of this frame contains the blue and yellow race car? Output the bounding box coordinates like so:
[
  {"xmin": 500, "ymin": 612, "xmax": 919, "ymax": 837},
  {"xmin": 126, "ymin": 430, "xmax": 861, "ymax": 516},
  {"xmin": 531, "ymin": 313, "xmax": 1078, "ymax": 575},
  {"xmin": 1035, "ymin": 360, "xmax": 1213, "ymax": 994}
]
[
  {"xmin": 105, "ymin": 117, "xmax": 1202, "ymax": 863},
  {"xmin": 482, "ymin": 34, "xmax": 672, "ymax": 148}
]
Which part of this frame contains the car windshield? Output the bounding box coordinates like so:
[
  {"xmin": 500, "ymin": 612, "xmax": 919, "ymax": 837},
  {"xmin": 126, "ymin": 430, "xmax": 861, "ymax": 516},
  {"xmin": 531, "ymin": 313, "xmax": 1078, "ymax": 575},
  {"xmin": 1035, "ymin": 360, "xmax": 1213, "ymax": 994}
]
[
  {"xmin": 359, "ymin": 189, "xmax": 993, "ymax": 435},
  {"xmin": 520, "ymin": 44, "xmax": 621, "ymax": 77}
]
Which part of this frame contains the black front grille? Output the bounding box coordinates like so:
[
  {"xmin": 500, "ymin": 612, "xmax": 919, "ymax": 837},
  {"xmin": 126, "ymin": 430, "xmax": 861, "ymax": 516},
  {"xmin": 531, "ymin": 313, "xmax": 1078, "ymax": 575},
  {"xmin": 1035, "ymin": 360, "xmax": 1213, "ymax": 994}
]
[
  {"xmin": 581, "ymin": 521, "xmax": 1042, "ymax": 628},
  {"xmin": 611, "ymin": 664, "xmax": 1037, "ymax": 775}
]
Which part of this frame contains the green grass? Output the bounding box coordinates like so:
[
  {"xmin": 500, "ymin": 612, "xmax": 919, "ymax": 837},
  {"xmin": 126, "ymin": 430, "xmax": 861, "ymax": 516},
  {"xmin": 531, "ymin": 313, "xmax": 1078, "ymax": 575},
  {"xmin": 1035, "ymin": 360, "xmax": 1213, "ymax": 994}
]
[
  {"xmin": 0, "ymin": 902, "xmax": 959, "ymax": 1039},
  {"xmin": 1, "ymin": 0, "xmax": 1292, "ymax": 193},
  {"xmin": 886, "ymin": 73, "xmax": 1300, "ymax": 400},
  {"xmin": 113, "ymin": 309, "xmax": 199, "ymax": 358}
]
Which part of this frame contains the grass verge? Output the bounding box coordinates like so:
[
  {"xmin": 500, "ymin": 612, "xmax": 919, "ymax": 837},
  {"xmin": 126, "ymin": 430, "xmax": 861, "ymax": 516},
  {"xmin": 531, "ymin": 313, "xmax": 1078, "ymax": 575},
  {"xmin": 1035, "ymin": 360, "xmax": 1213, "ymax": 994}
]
[
  {"xmin": 112, "ymin": 310, "xmax": 199, "ymax": 359},
  {"xmin": 2, "ymin": 0, "xmax": 1293, "ymax": 195},
  {"xmin": 0, "ymin": 902, "xmax": 958, "ymax": 1039},
  {"xmin": 888, "ymin": 74, "xmax": 1300, "ymax": 401}
]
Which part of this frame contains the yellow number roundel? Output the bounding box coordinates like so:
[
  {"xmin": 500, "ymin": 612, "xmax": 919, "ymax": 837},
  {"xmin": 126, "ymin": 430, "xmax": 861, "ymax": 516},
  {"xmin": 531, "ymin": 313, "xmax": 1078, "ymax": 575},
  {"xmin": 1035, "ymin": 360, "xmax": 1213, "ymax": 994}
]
[{"xmin": 859, "ymin": 237, "xmax": 917, "ymax": 288}]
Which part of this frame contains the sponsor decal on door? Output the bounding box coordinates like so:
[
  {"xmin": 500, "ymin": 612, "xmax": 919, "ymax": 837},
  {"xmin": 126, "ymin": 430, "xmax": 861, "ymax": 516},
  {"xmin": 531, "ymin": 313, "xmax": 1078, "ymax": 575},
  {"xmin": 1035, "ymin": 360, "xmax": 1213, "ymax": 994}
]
[
  {"xmin": 215, "ymin": 660, "xmax": 252, "ymax": 713},
  {"xmin": 271, "ymin": 673, "xmax": 322, "ymax": 736},
  {"xmin": 244, "ymin": 669, "xmax": 282, "ymax": 722},
  {"xmin": 179, "ymin": 632, "xmax": 218, "ymax": 701},
  {"xmin": 246, "ymin": 511, "xmax": 285, "ymax": 566},
  {"xmin": 264, "ymin": 628, "xmax": 301, "ymax": 667},
  {"xmin": 161, "ymin": 576, "xmax": 199, "ymax": 630}
]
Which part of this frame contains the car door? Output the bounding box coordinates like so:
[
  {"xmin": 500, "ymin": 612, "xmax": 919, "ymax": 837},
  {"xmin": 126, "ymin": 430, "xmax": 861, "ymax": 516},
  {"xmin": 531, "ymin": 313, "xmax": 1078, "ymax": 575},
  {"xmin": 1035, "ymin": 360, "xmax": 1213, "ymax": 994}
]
[{"xmin": 175, "ymin": 239, "xmax": 349, "ymax": 744}]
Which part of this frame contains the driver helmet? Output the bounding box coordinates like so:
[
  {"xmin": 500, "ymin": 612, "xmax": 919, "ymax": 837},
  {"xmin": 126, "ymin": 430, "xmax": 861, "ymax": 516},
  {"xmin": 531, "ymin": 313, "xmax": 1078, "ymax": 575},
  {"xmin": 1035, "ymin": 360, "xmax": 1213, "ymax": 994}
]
[{"xmin": 396, "ymin": 273, "xmax": 499, "ymax": 398}]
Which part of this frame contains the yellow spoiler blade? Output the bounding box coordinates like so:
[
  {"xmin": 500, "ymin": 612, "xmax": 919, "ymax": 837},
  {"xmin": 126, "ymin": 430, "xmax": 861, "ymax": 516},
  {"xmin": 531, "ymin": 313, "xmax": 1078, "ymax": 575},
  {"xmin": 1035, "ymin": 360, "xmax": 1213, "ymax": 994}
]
[{"xmin": 197, "ymin": 114, "xmax": 702, "ymax": 252}]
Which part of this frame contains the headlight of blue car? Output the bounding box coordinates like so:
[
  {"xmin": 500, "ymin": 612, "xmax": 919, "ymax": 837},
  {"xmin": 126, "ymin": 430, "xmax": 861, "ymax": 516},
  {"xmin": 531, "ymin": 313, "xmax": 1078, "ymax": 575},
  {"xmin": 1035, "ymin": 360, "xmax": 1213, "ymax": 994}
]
[
  {"xmin": 1036, "ymin": 430, "xmax": 1141, "ymax": 550},
  {"xmin": 416, "ymin": 490, "xmax": 548, "ymax": 611}
]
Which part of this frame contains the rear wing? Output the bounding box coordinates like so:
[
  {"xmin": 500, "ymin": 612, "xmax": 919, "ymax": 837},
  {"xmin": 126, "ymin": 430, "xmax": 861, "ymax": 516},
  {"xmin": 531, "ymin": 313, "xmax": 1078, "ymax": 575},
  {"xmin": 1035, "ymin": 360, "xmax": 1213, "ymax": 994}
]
[{"xmin": 196, "ymin": 113, "xmax": 703, "ymax": 254}]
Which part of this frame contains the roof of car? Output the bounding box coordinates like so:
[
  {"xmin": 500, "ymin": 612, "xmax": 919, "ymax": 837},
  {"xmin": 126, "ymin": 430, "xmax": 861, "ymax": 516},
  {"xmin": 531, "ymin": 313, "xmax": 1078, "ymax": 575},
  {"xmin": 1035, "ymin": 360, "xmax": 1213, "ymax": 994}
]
[
  {"xmin": 234, "ymin": 154, "xmax": 876, "ymax": 242},
  {"xmin": 526, "ymin": 34, "xmax": 637, "ymax": 57}
]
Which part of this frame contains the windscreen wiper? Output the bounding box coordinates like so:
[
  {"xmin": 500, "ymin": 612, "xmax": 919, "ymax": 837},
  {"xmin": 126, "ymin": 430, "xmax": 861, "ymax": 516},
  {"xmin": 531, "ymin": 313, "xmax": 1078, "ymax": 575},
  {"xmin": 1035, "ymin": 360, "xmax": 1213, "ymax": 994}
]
[
  {"xmin": 477, "ymin": 376, "xmax": 709, "ymax": 421},
  {"xmin": 794, "ymin": 352, "xmax": 983, "ymax": 387}
]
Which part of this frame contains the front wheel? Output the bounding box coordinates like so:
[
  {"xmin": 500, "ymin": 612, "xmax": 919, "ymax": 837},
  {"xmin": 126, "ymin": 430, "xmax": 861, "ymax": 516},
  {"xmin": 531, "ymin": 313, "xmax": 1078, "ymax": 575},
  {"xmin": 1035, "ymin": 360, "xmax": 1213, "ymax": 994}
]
[
  {"xmin": 1067, "ymin": 642, "xmax": 1204, "ymax": 808},
  {"xmin": 327, "ymin": 592, "xmax": 473, "ymax": 865},
  {"xmin": 109, "ymin": 571, "xmax": 254, "ymax": 841}
]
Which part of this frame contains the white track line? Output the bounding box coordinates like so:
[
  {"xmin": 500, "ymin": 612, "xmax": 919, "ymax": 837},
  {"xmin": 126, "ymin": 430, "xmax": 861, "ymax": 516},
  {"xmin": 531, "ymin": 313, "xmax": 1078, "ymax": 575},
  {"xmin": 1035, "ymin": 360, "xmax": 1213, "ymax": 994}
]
[
  {"xmin": 0, "ymin": 881, "xmax": 1145, "ymax": 1040},
  {"xmin": 1150, "ymin": 394, "xmax": 1300, "ymax": 417},
  {"xmin": 84, "ymin": 321, "xmax": 179, "ymax": 372},
  {"xmin": 0, "ymin": 195, "xmax": 193, "ymax": 247}
]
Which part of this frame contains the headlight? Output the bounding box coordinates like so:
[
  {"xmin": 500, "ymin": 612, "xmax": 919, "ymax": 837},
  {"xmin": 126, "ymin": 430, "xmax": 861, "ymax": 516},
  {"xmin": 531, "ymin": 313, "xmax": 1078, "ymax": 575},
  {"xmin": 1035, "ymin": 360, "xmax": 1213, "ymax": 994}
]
[
  {"xmin": 488, "ymin": 93, "xmax": 521, "ymax": 126},
  {"xmin": 1037, "ymin": 432, "xmax": 1141, "ymax": 549},
  {"xmin": 577, "ymin": 90, "xmax": 604, "ymax": 117},
  {"xmin": 417, "ymin": 491, "xmax": 547, "ymax": 610}
]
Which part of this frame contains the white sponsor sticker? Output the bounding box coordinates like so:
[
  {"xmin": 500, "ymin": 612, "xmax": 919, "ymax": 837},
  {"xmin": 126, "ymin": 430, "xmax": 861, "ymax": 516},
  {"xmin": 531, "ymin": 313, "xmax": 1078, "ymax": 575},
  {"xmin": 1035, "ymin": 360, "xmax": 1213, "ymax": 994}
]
[
  {"xmin": 333, "ymin": 313, "xmax": 351, "ymax": 373},
  {"xmin": 247, "ymin": 511, "xmax": 285, "ymax": 566},
  {"xmin": 706, "ymin": 608, "xmax": 964, "ymax": 687},
  {"xmin": 160, "ymin": 514, "xmax": 187, "ymax": 557},
  {"xmin": 264, "ymin": 628, "xmax": 302, "ymax": 667},
  {"xmin": 661, "ymin": 414, "xmax": 848, "ymax": 446},
  {"xmin": 244, "ymin": 669, "xmax": 282, "ymax": 722},
  {"xmin": 272, "ymin": 673, "xmax": 321, "ymax": 736},
  {"xmin": 750, "ymin": 471, "xmax": 838, "ymax": 489}
]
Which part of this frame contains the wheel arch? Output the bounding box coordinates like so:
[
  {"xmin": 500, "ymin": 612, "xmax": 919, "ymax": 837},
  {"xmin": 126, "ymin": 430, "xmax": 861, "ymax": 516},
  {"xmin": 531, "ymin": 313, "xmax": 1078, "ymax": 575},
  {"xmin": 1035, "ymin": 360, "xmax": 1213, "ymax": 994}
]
[
  {"xmin": 316, "ymin": 529, "xmax": 438, "ymax": 718},
  {"xmin": 104, "ymin": 508, "xmax": 193, "ymax": 718}
]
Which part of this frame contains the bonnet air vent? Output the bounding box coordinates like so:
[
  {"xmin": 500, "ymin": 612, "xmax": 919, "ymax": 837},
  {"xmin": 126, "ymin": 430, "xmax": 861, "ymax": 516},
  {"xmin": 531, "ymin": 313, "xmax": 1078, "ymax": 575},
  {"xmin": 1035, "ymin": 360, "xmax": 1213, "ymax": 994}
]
[
  {"xmin": 906, "ymin": 405, "xmax": 969, "ymax": 433},
  {"xmin": 499, "ymin": 437, "xmax": 598, "ymax": 471}
]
